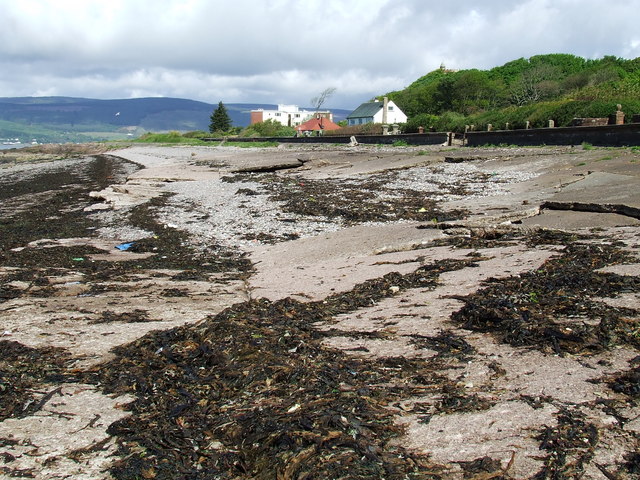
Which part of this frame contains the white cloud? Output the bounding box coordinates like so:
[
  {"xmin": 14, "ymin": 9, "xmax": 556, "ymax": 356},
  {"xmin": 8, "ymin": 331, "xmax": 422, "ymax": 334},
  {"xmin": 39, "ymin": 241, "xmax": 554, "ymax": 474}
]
[{"xmin": 1, "ymin": 0, "xmax": 639, "ymax": 108}]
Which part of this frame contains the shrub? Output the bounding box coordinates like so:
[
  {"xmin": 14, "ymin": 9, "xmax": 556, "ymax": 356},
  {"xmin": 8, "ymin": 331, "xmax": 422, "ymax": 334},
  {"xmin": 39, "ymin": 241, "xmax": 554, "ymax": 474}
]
[
  {"xmin": 404, "ymin": 113, "xmax": 439, "ymax": 133},
  {"xmin": 240, "ymin": 119, "xmax": 296, "ymax": 137},
  {"xmin": 324, "ymin": 123, "xmax": 383, "ymax": 136},
  {"xmin": 134, "ymin": 131, "xmax": 207, "ymax": 144},
  {"xmin": 182, "ymin": 130, "xmax": 208, "ymax": 138},
  {"xmin": 434, "ymin": 111, "xmax": 467, "ymax": 132}
]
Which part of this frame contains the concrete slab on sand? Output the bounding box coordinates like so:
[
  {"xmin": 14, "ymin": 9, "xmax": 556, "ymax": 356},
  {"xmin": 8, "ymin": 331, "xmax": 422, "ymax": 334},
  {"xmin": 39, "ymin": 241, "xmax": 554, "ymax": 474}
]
[
  {"xmin": 550, "ymin": 171, "xmax": 640, "ymax": 205},
  {"xmin": 522, "ymin": 170, "xmax": 640, "ymax": 228},
  {"xmin": 521, "ymin": 210, "xmax": 640, "ymax": 228},
  {"xmin": 248, "ymin": 222, "xmax": 445, "ymax": 300}
]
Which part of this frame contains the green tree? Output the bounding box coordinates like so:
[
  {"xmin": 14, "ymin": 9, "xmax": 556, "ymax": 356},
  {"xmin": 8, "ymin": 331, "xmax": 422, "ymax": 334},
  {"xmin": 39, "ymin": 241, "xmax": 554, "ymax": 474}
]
[
  {"xmin": 452, "ymin": 70, "xmax": 503, "ymax": 114},
  {"xmin": 209, "ymin": 101, "xmax": 232, "ymax": 133},
  {"xmin": 433, "ymin": 76, "xmax": 456, "ymax": 113}
]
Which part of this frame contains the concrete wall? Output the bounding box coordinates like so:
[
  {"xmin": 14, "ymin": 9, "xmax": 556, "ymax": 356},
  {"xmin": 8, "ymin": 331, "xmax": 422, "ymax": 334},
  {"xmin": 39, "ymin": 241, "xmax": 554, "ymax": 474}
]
[
  {"xmin": 203, "ymin": 123, "xmax": 640, "ymax": 147},
  {"xmin": 466, "ymin": 123, "xmax": 640, "ymax": 147},
  {"xmin": 283, "ymin": 132, "xmax": 446, "ymax": 145},
  {"xmin": 202, "ymin": 132, "xmax": 448, "ymax": 146},
  {"xmin": 569, "ymin": 117, "xmax": 609, "ymax": 127}
]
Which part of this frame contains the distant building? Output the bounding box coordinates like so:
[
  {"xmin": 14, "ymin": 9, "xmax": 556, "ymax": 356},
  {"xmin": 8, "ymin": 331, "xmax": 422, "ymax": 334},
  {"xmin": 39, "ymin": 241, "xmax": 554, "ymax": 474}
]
[
  {"xmin": 295, "ymin": 115, "xmax": 341, "ymax": 136},
  {"xmin": 346, "ymin": 97, "xmax": 407, "ymax": 126},
  {"xmin": 250, "ymin": 104, "xmax": 333, "ymax": 127}
]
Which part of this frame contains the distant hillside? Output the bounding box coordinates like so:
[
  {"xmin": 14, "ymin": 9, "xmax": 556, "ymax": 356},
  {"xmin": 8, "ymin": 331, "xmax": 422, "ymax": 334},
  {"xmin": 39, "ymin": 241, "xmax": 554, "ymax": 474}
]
[
  {"xmin": 0, "ymin": 97, "xmax": 352, "ymax": 144},
  {"xmin": 385, "ymin": 54, "xmax": 640, "ymax": 132}
]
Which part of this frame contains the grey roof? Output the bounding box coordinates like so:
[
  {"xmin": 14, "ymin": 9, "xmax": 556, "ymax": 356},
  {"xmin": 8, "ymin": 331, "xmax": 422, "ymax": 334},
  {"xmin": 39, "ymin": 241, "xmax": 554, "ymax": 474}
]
[{"xmin": 346, "ymin": 102, "xmax": 384, "ymax": 119}]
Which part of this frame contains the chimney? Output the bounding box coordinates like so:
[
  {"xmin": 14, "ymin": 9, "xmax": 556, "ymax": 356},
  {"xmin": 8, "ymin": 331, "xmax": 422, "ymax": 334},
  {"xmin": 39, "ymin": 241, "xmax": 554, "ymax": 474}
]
[{"xmin": 382, "ymin": 97, "xmax": 388, "ymax": 124}]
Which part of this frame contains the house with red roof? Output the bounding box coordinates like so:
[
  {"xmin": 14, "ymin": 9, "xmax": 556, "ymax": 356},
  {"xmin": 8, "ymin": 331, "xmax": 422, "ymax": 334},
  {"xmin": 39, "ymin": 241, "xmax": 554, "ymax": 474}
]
[{"xmin": 295, "ymin": 115, "xmax": 341, "ymax": 136}]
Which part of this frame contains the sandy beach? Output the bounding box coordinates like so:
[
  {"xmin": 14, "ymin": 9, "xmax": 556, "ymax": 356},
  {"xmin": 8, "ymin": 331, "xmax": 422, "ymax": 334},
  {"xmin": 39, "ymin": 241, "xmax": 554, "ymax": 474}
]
[{"xmin": 1, "ymin": 142, "xmax": 639, "ymax": 479}]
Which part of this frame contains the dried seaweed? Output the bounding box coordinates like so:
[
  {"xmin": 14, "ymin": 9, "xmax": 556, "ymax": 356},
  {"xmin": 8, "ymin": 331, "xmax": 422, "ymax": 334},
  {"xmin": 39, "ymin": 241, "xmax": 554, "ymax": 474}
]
[
  {"xmin": 410, "ymin": 331, "xmax": 476, "ymax": 362},
  {"xmin": 223, "ymin": 171, "xmax": 467, "ymax": 226},
  {"xmin": 451, "ymin": 243, "xmax": 640, "ymax": 355},
  {"xmin": 533, "ymin": 409, "xmax": 598, "ymax": 479},
  {"xmin": 91, "ymin": 299, "xmax": 440, "ymax": 479},
  {"xmin": 0, "ymin": 466, "xmax": 35, "ymax": 478},
  {"xmin": 607, "ymin": 363, "xmax": 640, "ymax": 397},
  {"xmin": 0, "ymin": 341, "xmax": 71, "ymax": 420},
  {"xmin": 624, "ymin": 452, "xmax": 640, "ymax": 475},
  {"xmin": 84, "ymin": 259, "xmax": 478, "ymax": 479},
  {"xmin": 89, "ymin": 309, "xmax": 153, "ymax": 324},
  {"xmin": 0, "ymin": 156, "xmax": 134, "ymax": 252},
  {"xmin": 457, "ymin": 456, "xmax": 506, "ymax": 479}
]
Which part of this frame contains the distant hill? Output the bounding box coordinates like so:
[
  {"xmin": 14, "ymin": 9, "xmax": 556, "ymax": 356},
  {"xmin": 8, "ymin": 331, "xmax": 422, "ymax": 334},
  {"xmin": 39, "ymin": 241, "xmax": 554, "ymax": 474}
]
[{"xmin": 0, "ymin": 97, "xmax": 352, "ymax": 144}]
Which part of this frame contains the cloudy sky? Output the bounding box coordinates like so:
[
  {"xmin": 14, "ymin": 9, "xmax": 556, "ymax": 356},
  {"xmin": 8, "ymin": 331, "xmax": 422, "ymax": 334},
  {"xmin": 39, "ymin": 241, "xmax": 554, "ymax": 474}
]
[{"xmin": 2, "ymin": 0, "xmax": 639, "ymax": 109}]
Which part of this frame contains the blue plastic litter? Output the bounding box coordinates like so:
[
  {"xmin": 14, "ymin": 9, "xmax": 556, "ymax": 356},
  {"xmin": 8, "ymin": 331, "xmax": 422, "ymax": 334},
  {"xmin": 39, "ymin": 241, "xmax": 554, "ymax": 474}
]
[{"xmin": 115, "ymin": 242, "xmax": 135, "ymax": 251}]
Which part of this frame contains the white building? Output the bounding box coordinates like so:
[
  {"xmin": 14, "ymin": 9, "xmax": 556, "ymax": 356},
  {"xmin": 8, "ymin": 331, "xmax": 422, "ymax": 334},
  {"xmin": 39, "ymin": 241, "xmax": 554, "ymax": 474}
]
[
  {"xmin": 250, "ymin": 104, "xmax": 333, "ymax": 127},
  {"xmin": 346, "ymin": 98, "xmax": 407, "ymax": 126}
]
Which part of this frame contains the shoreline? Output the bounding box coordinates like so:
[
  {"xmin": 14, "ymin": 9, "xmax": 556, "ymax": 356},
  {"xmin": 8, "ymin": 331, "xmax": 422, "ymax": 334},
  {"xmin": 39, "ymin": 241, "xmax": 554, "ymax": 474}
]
[{"xmin": 1, "ymin": 144, "xmax": 639, "ymax": 479}]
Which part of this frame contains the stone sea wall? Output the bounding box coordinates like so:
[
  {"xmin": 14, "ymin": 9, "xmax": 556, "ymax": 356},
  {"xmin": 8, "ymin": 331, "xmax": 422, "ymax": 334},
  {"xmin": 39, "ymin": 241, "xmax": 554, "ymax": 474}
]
[
  {"xmin": 465, "ymin": 123, "xmax": 640, "ymax": 147},
  {"xmin": 202, "ymin": 122, "xmax": 640, "ymax": 147}
]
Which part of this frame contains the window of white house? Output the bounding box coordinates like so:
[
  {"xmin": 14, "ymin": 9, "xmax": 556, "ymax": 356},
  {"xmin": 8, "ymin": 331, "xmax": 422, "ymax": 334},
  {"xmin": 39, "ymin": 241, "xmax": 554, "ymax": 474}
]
[{"xmin": 388, "ymin": 106, "xmax": 394, "ymax": 111}]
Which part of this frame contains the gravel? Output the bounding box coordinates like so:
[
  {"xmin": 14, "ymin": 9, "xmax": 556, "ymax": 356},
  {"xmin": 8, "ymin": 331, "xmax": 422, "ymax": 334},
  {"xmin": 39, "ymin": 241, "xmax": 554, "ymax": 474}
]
[
  {"xmin": 153, "ymin": 154, "xmax": 540, "ymax": 251},
  {"xmin": 158, "ymin": 176, "xmax": 343, "ymax": 250},
  {"xmin": 0, "ymin": 146, "xmax": 542, "ymax": 251},
  {"xmin": 391, "ymin": 162, "xmax": 538, "ymax": 201}
]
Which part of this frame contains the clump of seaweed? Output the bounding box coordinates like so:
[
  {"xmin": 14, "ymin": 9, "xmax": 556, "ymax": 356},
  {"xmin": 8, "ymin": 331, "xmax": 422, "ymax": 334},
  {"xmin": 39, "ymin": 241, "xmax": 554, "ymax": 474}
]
[
  {"xmin": 0, "ymin": 341, "xmax": 72, "ymax": 420},
  {"xmin": 224, "ymin": 171, "xmax": 467, "ymax": 225},
  {"xmin": 86, "ymin": 259, "xmax": 478, "ymax": 479},
  {"xmin": 607, "ymin": 359, "xmax": 640, "ymax": 398},
  {"xmin": 533, "ymin": 409, "xmax": 598, "ymax": 479},
  {"xmin": 92, "ymin": 299, "xmax": 434, "ymax": 479},
  {"xmin": 88, "ymin": 309, "xmax": 153, "ymax": 324},
  {"xmin": 451, "ymin": 243, "xmax": 640, "ymax": 355}
]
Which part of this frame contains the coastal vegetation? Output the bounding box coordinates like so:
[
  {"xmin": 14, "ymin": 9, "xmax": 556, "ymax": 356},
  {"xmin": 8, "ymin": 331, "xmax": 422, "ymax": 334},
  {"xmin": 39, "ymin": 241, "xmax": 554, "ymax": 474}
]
[
  {"xmin": 135, "ymin": 131, "xmax": 210, "ymax": 144},
  {"xmin": 133, "ymin": 131, "xmax": 278, "ymax": 148},
  {"xmin": 387, "ymin": 54, "xmax": 640, "ymax": 132}
]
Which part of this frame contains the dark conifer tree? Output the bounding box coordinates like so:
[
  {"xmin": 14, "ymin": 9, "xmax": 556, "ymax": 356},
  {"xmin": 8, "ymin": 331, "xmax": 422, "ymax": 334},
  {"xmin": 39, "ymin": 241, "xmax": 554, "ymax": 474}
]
[{"xmin": 209, "ymin": 101, "xmax": 232, "ymax": 133}]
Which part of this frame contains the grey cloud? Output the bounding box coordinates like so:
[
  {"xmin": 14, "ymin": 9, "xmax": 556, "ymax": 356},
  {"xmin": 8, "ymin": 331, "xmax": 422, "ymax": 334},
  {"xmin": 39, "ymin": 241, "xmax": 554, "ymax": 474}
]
[{"xmin": 1, "ymin": 0, "xmax": 639, "ymax": 108}]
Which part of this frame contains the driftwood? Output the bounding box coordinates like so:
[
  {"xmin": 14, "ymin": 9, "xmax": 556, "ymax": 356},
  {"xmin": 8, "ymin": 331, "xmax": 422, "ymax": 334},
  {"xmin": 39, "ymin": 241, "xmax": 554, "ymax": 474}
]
[
  {"xmin": 230, "ymin": 159, "xmax": 304, "ymax": 173},
  {"xmin": 541, "ymin": 201, "xmax": 640, "ymax": 220}
]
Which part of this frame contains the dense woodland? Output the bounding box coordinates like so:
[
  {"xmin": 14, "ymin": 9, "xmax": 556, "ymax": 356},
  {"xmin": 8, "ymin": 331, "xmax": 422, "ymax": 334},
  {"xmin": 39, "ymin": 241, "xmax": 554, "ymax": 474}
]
[{"xmin": 386, "ymin": 54, "xmax": 640, "ymax": 133}]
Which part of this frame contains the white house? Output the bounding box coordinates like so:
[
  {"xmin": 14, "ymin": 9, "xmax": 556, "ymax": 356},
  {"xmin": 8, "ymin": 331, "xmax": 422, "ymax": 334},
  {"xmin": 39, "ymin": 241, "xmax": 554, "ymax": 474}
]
[
  {"xmin": 346, "ymin": 97, "xmax": 407, "ymax": 126},
  {"xmin": 250, "ymin": 104, "xmax": 333, "ymax": 127}
]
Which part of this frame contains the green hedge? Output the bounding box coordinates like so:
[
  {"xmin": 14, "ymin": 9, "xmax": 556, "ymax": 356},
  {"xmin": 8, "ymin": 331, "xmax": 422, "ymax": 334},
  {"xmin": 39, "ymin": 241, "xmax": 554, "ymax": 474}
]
[{"xmin": 415, "ymin": 98, "xmax": 640, "ymax": 132}]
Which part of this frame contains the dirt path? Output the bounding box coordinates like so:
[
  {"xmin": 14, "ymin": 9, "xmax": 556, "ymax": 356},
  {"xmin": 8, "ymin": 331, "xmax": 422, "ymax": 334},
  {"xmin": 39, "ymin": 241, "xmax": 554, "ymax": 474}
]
[{"xmin": 1, "ymin": 144, "xmax": 639, "ymax": 479}]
